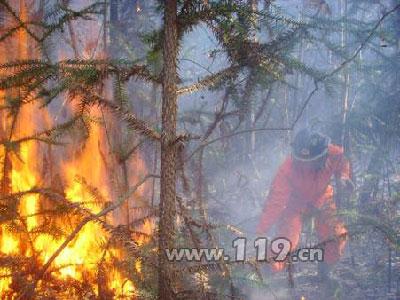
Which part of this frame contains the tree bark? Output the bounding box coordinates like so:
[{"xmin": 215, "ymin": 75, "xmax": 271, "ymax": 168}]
[{"xmin": 158, "ymin": 1, "xmax": 178, "ymax": 300}]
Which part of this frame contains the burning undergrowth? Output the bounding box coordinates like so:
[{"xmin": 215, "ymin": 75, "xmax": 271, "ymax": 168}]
[{"xmin": 0, "ymin": 103, "xmax": 156, "ymax": 299}]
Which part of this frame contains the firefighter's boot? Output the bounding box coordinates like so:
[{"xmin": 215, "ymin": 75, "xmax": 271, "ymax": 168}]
[
  {"xmin": 317, "ymin": 262, "xmax": 331, "ymax": 282},
  {"xmin": 317, "ymin": 262, "xmax": 342, "ymax": 299}
]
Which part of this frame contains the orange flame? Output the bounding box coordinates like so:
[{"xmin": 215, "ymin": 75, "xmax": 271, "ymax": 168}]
[{"xmin": 0, "ymin": 1, "xmax": 152, "ymax": 298}]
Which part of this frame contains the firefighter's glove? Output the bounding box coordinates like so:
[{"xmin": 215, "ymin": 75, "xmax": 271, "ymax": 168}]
[{"xmin": 340, "ymin": 177, "xmax": 354, "ymax": 193}]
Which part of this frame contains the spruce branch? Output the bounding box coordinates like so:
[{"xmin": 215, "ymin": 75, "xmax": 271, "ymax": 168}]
[
  {"xmin": 322, "ymin": 3, "xmax": 400, "ymax": 79},
  {"xmin": 78, "ymin": 91, "xmax": 160, "ymax": 141},
  {"xmin": 0, "ymin": 115, "xmax": 82, "ymax": 148},
  {"xmin": 0, "ymin": 0, "xmax": 41, "ymax": 43},
  {"xmin": 177, "ymin": 65, "xmax": 240, "ymax": 95},
  {"xmin": 40, "ymin": 2, "xmax": 105, "ymax": 43}
]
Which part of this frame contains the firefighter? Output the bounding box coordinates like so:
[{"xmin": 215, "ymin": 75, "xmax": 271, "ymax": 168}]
[{"xmin": 255, "ymin": 128, "xmax": 353, "ymax": 279}]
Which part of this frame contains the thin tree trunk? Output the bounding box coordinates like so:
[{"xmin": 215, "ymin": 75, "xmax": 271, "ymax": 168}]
[
  {"xmin": 340, "ymin": 0, "xmax": 350, "ymax": 154},
  {"xmin": 151, "ymin": 83, "xmax": 159, "ymax": 207},
  {"xmin": 338, "ymin": 0, "xmax": 351, "ymax": 209},
  {"xmin": 293, "ymin": 4, "xmax": 303, "ymax": 120},
  {"xmin": 197, "ymin": 148, "xmax": 207, "ymax": 223},
  {"xmin": 158, "ymin": 1, "xmax": 178, "ymax": 299},
  {"xmin": 248, "ymin": 0, "xmax": 257, "ymax": 153},
  {"xmin": 283, "ymin": 84, "xmax": 291, "ymax": 141}
]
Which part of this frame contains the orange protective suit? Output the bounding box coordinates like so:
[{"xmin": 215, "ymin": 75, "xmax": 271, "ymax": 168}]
[{"xmin": 256, "ymin": 144, "xmax": 349, "ymax": 271}]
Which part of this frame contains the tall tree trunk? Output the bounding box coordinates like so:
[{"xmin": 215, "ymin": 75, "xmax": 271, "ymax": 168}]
[
  {"xmin": 338, "ymin": 0, "xmax": 351, "ymax": 209},
  {"xmin": 158, "ymin": 1, "xmax": 178, "ymax": 300},
  {"xmin": 293, "ymin": 4, "xmax": 303, "ymax": 121},
  {"xmin": 340, "ymin": 0, "xmax": 350, "ymax": 155},
  {"xmin": 248, "ymin": 0, "xmax": 257, "ymax": 154}
]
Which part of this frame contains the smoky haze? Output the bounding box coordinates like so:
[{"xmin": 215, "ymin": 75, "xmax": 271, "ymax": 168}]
[{"xmin": 174, "ymin": 0, "xmax": 400, "ymax": 298}]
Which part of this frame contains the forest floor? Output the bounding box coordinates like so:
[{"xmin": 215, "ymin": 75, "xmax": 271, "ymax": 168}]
[{"xmin": 248, "ymin": 237, "xmax": 397, "ymax": 300}]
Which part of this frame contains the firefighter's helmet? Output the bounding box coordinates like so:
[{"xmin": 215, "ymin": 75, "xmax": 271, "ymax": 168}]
[{"xmin": 292, "ymin": 128, "xmax": 330, "ymax": 161}]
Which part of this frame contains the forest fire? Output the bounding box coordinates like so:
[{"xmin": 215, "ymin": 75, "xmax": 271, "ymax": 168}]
[
  {"xmin": 1, "ymin": 0, "xmax": 399, "ymax": 299},
  {"xmin": 0, "ymin": 103, "xmax": 151, "ymax": 298},
  {"xmin": 0, "ymin": 1, "xmax": 152, "ymax": 298}
]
